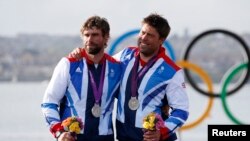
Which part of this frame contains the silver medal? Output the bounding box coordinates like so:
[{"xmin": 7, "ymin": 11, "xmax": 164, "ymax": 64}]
[
  {"xmin": 128, "ymin": 97, "xmax": 139, "ymax": 110},
  {"xmin": 91, "ymin": 103, "xmax": 101, "ymax": 117}
]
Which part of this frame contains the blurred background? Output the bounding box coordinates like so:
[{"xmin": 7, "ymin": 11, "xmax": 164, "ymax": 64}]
[{"xmin": 0, "ymin": 0, "xmax": 249, "ymax": 141}]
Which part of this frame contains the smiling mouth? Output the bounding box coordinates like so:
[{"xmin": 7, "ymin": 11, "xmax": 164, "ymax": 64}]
[{"xmin": 140, "ymin": 42, "xmax": 150, "ymax": 47}]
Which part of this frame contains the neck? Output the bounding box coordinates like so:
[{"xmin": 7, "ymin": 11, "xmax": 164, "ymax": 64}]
[
  {"xmin": 140, "ymin": 54, "xmax": 153, "ymax": 63},
  {"xmin": 87, "ymin": 52, "xmax": 104, "ymax": 64},
  {"xmin": 140, "ymin": 49, "xmax": 159, "ymax": 63}
]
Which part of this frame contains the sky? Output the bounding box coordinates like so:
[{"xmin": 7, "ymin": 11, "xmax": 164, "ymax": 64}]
[{"xmin": 0, "ymin": 0, "xmax": 249, "ymax": 37}]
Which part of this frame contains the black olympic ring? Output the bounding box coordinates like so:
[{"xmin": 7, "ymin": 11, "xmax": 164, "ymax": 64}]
[{"xmin": 183, "ymin": 29, "xmax": 250, "ymax": 98}]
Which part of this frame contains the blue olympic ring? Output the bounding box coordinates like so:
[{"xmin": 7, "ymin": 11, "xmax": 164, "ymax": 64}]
[{"xmin": 108, "ymin": 29, "xmax": 176, "ymax": 62}]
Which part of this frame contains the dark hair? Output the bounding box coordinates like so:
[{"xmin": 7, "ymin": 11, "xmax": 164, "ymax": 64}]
[
  {"xmin": 80, "ymin": 16, "xmax": 110, "ymax": 37},
  {"xmin": 142, "ymin": 13, "xmax": 171, "ymax": 39}
]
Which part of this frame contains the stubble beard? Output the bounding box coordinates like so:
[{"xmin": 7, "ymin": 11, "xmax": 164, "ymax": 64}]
[
  {"xmin": 85, "ymin": 44, "xmax": 103, "ymax": 55},
  {"xmin": 137, "ymin": 40, "xmax": 154, "ymax": 57}
]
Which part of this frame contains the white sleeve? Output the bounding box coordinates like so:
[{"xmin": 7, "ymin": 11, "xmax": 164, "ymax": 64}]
[
  {"xmin": 43, "ymin": 57, "xmax": 70, "ymax": 105},
  {"xmin": 166, "ymin": 69, "xmax": 189, "ymax": 112}
]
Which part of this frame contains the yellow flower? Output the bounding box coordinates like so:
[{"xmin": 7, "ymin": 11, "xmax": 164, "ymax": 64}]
[
  {"xmin": 148, "ymin": 113, "xmax": 156, "ymax": 123},
  {"xmin": 148, "ymin": 122, "xmax": 155, "ymax": 130},
  {"xmin": 143, "ymin": 121, "xmax": 150, "ymax": 129},
  {"xmin": 69, "ymin": 122, "xmax": 81, "ymax": 134},
  {"xmin": 143, "ymin": 113, "xmax": 156, "ymax": 130},
  {"xmin": 143, "ymin": 112, "xmax": 164, "ymax": 130}
]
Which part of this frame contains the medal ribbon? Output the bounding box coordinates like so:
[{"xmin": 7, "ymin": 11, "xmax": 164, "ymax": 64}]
[
  {"xmin": 131, "ymin": 55, "xmax": 157, "ymax": 97},
  {"xmin": 88, "ymin": 60, "xmax": 106, "ymax": 104}
]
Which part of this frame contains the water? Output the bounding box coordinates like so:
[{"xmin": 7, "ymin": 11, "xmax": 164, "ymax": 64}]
[
  {"xmin": 0, "ymin": 82, "xmax": 54, "ymax": 141},
  {"xmin": 0, "ymin": 82, "xmax": 249, "ymax": 141}
]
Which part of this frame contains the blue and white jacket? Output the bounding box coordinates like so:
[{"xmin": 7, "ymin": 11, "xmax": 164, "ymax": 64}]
[
  {"xmin": 113, "ymin": 47, "xmax": 189, "ymax": 141},
  {"xmin": 41, "ymin": 54, "xmax": 121, "ymax": 136}
]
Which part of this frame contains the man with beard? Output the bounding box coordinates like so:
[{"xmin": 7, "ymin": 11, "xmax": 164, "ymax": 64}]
[
  {"xmin": 69, "ymin": 13, "xmax": 189, "ymax": 141},
  {"xmin": 41, "ymin": 16, "xmax": 121, "ymax": 141}
]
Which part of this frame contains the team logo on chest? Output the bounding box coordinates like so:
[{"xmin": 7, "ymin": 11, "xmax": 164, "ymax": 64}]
[
  {"xmin": 157, "ymin": 66, "xmax": 164, "ymax": 74},
  {"xmin": 76, "ymin": 67, "xmax": 82, "ymax": 73},
  {"xmin": 110, "ymin": 69, "xmax": 115, "ymax": 77}
]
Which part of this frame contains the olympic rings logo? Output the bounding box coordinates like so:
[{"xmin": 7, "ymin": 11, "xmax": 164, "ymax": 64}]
[{"xmin": 107, "ymin": 29, "xmax": 250, "ymax": 130}]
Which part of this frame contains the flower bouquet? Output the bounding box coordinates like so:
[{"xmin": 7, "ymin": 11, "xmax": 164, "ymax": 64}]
[
  {"xmin": 142, "ymin": 112, "xmax": 165, "ymax": 131},
  {"xmin": 61, "ymin": 116, "xmax": 84, "ymax": 138}
]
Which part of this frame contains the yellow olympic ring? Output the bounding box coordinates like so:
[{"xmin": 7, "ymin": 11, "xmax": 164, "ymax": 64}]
[{"xmin": 177, "ymin": 61, "xmax": 214, "ymax": 131}]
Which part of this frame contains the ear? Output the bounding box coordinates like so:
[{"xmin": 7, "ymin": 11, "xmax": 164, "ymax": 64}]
[
  {"xmin": 104, "ymin": 34, "xmax": 109, "ymax": 42},
  {"xmin": 104, "ymin": 34, "xmax": 109, "ymax": 47},
  {"xmin": 159, "ymin": 37, "xmax": 166, "ymax": 45}
]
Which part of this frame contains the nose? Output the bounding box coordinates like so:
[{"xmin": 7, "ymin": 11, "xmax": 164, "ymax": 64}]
[
  {"xmin": 88, "ymin": 35, "xmax": 94, "ymax": 40},
  {"xmin": 85, "ymin": 37, "xmax": 93, "ymax": 44}
]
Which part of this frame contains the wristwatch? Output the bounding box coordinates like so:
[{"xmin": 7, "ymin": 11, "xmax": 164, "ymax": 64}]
[{"xmin": 55, "ymin": 130, "xmax": 63, "ymax": 139}]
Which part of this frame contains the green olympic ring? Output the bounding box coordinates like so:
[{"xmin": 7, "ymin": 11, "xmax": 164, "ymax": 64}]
[{"xmin": 221, "ymin": 62, "xmax": 249, "ymax": 125}]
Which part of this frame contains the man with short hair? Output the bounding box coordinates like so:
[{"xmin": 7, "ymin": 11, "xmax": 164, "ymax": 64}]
[
  {"xmin": 113, "ymin": 13, "xmax": 189, "ymax": 141},
  {"xmin": 41, "ymin": 16, "xmax": 121, "ymax": 141}
]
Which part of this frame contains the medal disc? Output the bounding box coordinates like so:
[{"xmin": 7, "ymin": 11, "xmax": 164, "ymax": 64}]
[
  {"xmin": 91, "ymin": 103, "xmax": 101, "ymax": 117},
  {"xmin": 128, "ymin": 97, "xmax": 139, "ymax": 110}
]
